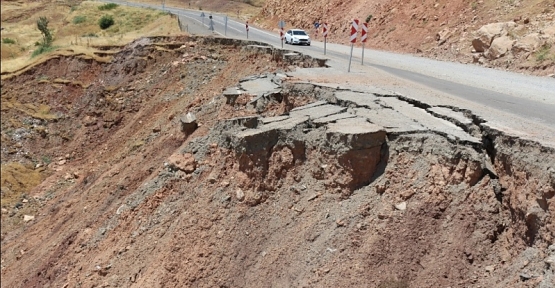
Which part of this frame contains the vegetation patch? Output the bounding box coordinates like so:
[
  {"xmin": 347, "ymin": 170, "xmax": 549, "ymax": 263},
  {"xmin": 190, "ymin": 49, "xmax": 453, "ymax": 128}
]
[
  {"xmin": 535, "ymin": 44, "xmax": 553, "ymax": 62},
  {"xmin": 2, "ymin": 38, "xmax": 16, "ymax": 44},
  {"xmin": 0, "ymin": 162, "xmax": 45, "ymax": 207},
  {"xmin": 98, "ymin": 3, "xmax": 119, "ymax": 11},
  {"xmin": 99, "ymin": 15, "xmax": 115, "ymax": 29},
  {"xmin": 72, "ymin": 15, "xmax": 87, "ymax": 24},
  {"xmin": 31, "ymin": 45, "xmax": 56, "ymax": 57}
]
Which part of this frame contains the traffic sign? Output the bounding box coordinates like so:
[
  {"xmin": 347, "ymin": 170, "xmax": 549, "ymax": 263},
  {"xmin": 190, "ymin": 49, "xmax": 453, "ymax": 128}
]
[
  {"xmin": 278, "ymin": 20, "xmax": 286, "ymax": 28},
  {"xmin": 323, "ymin": 22, "xmax": 329, "ymax": 55},
  {"xmin": 350, "ymin": 19, "xmax": 359, "ymax": 43},
  {"xmin": 361, "ymin": 22, "xmax": 368, "ymax": 42}
]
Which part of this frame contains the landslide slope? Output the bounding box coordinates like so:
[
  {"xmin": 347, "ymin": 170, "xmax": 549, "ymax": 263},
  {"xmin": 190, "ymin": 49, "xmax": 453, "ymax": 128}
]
[{"xmin": 1, "ymin": 34, "xmax": 555, "ymax": 288}]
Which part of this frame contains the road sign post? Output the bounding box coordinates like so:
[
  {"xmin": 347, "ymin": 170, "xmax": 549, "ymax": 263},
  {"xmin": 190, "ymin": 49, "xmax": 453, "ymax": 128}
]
[
  {"xmin": 322, "ymin": 23, "xmax": 329, "ymax": 55},
  {"xmin": 246, "ymin": 21, "xmax": 249, "ymax": 39},
  {"xmin": 348, "ymin": 19, "xmax": 359, "ymax": 72},
  {"xmin": 209, "ymin": 15, "xmax": 214, "ymax": 31},
  {"xmin": 278, "ymin": 20, "xmax": 286, "ymax": 48},
  {"xmin": 361, "ymin": 22, "xmax": 368, "ymax": 65},
  {"xmin": 200, "ymin": 12, "xmax": 205, "ymax": 25},
  {"xmin": 224, "ymin": 16, "xmax": 228, "ymax": 36}
]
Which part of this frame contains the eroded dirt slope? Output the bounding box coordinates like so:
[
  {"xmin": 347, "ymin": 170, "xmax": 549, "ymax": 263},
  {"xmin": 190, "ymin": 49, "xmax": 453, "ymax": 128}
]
[{"xmin": 1, "ymin": 36, "xmax": 554, "ymax": 288}]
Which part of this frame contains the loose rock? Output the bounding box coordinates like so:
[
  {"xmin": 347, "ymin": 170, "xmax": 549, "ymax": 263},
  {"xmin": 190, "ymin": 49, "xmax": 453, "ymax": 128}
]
[{"xmin": 23, "ymin": 215, "xmax": 35, "ymax": 222}]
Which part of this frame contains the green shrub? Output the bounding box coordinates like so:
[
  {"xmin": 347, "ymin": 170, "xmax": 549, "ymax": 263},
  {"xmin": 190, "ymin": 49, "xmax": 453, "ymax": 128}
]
[
  {"xmin": 98, "ymin": 3, "xmax": 118, "ymax": 10},
  {"xmin": 2, "ymin": 38, "xmax": 16, "ymax": 44},
  {"xmin": 32, "ymin": 45, "xmax": 55, "ymax": 57},
  {"xmin": 535, "ymin": 44, "xmax": 552, "ymax": 62},
  {"xmin": 366, "ymin": 14, "xmax": 373, "ymax": 23},
  {"xmin": 98, "ymin": 15, "xmax": 115, "ymax": 29},
  {"xmin": 37, "ymin": 16, "xmax": 53, "ymax": 46},
  {"xmin": 72, "ymin": 15, "xmax": 86, "ymax": 24}
]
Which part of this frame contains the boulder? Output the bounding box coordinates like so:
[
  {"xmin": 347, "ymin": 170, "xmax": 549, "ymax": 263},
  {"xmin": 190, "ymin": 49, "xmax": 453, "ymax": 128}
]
[
  {"xmin": 512, "ymin": 33, "xmax": 542, "ymax": 54},
  {"xmin": 167, "ymin": 153, "xmax": 196, "ymax": 173},
  {"xmin": 473, "ymin": 22, "xmax": 516, "ymax": 51},
  {"xmin": 489, "ymin": 36, "xmax": 515, "ymax": 59},
  {"xmin": 472, "ymin": 39, "xmax": 490, "ymax": 53},
  {"xmin": 542, "ymin": 24, "xmax": 555, "ymax": 40},
  {"xmin": 436, "ymin": 28, "xmax": 452, "ymax": 45}
]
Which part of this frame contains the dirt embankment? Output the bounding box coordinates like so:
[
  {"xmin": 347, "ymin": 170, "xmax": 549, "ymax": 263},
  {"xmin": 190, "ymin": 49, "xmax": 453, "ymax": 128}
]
[{"xmin": 1, "ymin": 36, "xmax": 554, "ymax": 288}]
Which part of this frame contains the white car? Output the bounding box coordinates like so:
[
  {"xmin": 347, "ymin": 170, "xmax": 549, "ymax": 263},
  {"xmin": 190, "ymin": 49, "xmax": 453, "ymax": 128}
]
[{"xmin": 285, "ymin": 29, "xmax": 311, "ymax": 46}]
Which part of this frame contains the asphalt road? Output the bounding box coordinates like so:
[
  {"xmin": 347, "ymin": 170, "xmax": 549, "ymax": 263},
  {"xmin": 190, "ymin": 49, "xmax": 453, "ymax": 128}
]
[{"xmin": 105, "ymin": 0, "xmax": 555, "ymax": 131}]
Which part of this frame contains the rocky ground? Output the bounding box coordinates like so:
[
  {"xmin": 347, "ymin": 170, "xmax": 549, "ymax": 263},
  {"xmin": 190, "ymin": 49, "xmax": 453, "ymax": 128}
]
[{"xmin": 1, "ymin": 33, "xmax": 554, "ymax": 287}]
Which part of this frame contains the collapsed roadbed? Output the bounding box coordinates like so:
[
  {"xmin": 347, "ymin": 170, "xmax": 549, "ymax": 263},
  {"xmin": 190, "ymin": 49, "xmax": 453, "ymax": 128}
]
[{"xmin": 1, "ymin": 36, "xmax": 554, "ymax": 288}]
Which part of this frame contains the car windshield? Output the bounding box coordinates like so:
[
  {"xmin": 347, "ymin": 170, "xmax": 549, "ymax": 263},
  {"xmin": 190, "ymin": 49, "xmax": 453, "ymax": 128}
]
[{"xmin": 293, "ymin": 30, "xmax": 307, "ymax": 36}]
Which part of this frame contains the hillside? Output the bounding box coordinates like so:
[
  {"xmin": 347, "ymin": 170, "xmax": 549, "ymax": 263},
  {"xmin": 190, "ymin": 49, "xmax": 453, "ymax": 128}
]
[
  {"xmin": 1, "ymin": 1, "xmax": 555, "ymax": 287},
  {"xmin": 257, "ymin": 0, "xmax": 555, "ymax": 76}
]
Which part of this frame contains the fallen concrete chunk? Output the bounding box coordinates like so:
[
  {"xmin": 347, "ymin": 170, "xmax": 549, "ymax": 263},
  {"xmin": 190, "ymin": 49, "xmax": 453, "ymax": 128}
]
[
  {"xmin": 428, "ymin": 107, "xmax": 473, "ymax": 126},
  {"xmin": 239, "ymin": 77, "xmax": 279, "ymax": 97},
  {"xmin": 180, "ymin": 112, "xmax": 197, "ymax": 133},
  {"xmin": 354, "ymin": 108, "xmax": 427, "ymax": 134},
  {"xmin": 259, "ymin": 115, "xmax": 290, "ymax": 125},
  {"xmin": 291, "ymin": 100, "xmax": 328, "ymax": 112},
  {"xmin": 335, "ymin": 91, "xmax": 382, "ymax": 109},
  {"xmin": 226, "ymin": 116, "xmax": 259, "ymax": 128},
  {"xmin": 223, "ymin": 87, "xmax": 242, "ymax": 105},
  {"xmin": 379, "ymin": 97, "xmax": 480, "ymax": 144},
  {"xmin": 326, "ymin": 118, "xmax": 386, "ymax": 150},
  {"xmin": 290, "ymin": 104, "xmax": 347, "ymax": 120},
  {"xmin": 312, "ymin": 112, "xmax": 357, "ymax": 126}
]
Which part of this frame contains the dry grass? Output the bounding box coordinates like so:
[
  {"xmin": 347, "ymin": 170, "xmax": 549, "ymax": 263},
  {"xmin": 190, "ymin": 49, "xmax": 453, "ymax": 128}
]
[
  {"xmin": 0, "ymin": 163, "xmax": 45, "ymax": 207},
  {"xmin": 0, "ymin": 0, "xmax": 181, "ymax": 74},
  {"xmin": 130, "ymin": 0, "xmax": 264, "ymax": 19}
]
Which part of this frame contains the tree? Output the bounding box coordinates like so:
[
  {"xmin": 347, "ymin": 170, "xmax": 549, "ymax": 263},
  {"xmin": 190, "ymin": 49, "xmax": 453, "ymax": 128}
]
[{"xmin": 37, "ymin": 16, "xmax": 53, "ymax": 46}]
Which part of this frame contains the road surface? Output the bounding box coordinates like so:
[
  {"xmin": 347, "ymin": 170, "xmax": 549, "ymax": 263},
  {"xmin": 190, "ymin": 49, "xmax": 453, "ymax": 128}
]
[{"xmin": 104, "ymin": 0, "xmax": 555, "ymax": 145}]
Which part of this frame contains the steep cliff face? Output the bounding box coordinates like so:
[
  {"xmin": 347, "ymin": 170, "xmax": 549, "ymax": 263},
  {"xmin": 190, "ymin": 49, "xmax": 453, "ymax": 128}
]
[{"xmin": 257, "ymin": 0, "xmax": 555, "ymax": 75}]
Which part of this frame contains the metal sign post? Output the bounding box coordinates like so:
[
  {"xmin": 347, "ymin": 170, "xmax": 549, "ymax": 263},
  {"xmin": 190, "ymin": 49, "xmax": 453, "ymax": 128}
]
[
  {"xmin": 278, "ymin": 20, "xmax": 286, "ymax": 48},
  {"xmin": 361, "ymin": 22, "xmax": 368, "ymax": 65},
  {"xmin": 224, "ymin": 16, "xmax": 228, "ymax": 36},
  {"xmin": 348, "ymin": 19, "xmax": 359, "ymax": 73},
  {"xmin": 200, "ymin": 12, "xmax": 205, "ymax": 25},
  {"xmin": 246, "ymin": 21, "xmax": 249, "ymax": 39},
  {"xmin": 322, "ymin": 23, "xmax": 328, "ymax": 55}
]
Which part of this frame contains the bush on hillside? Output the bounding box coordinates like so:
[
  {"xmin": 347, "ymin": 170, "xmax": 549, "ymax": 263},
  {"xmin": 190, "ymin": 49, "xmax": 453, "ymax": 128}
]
[
  {"xmin": 2, "ymin": 38, "xmax": 16, "ymax": 44},
  {"xmin": 98, "ymin": 3, "xmax": 118, "ymax": 10},
  {"xmin": 98, "ymin": 15, "xmax": 114, "ymax": 29},
  {"xmin": 72, "ymin": 15, "xmax": 86, "ymax": 24}
]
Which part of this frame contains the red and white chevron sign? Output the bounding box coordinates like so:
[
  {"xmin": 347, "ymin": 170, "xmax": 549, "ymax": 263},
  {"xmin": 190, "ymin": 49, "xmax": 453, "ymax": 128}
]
[
  {"xmin": 322, "ymin": 23, "xmax": 328, "ymax": 38},
  {"xmin": 280, "ymin": 27, "xmax": 284, "ymax": 40},
  {"xmin": 246, "ymin": 21, "xmax": 249, "ymax": 31},
  {"xmin": 350, "ymin": 19, "xmax": 359, "ymax": 43},
  {"xmin": 361, "ymin": 22, "xmax": 368, "ymax": 42}
]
